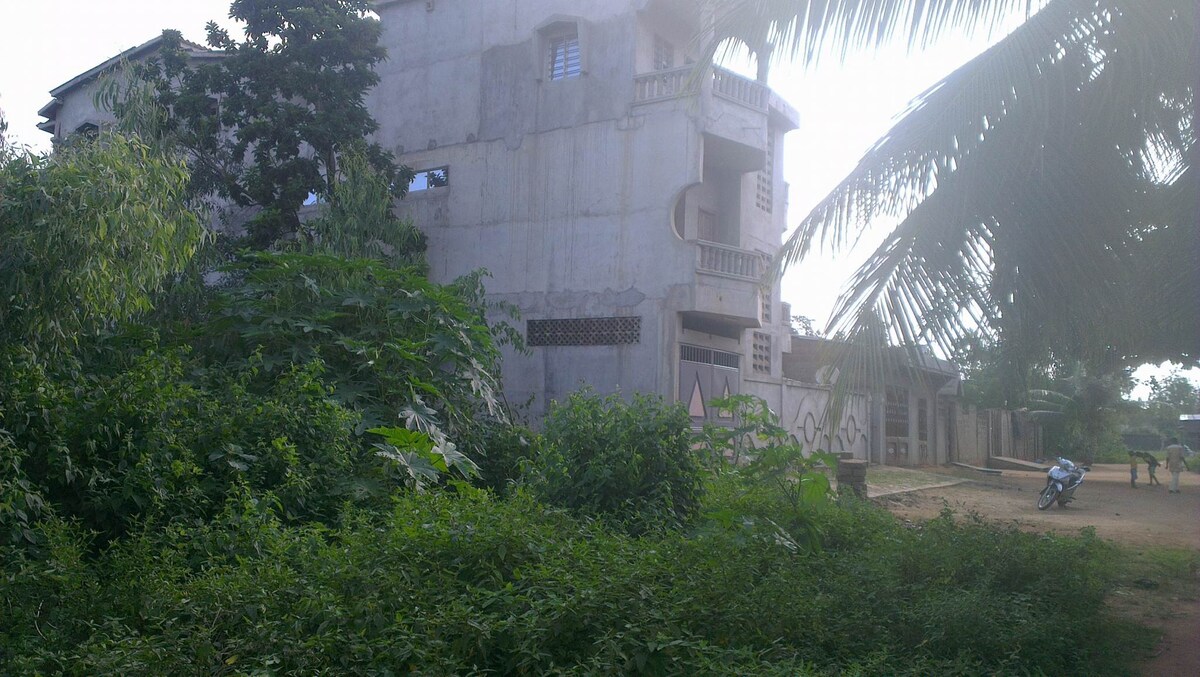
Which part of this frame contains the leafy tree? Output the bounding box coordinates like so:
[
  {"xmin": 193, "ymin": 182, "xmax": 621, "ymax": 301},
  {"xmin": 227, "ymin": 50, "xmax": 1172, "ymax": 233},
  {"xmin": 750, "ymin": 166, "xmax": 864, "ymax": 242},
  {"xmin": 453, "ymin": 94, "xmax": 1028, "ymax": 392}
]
[
  {"xmin": 0, "ymin": 131, "xmax": 205, "ymax": 351},
  {"xmin": 300, "ymin": 147, "xmax": 427, "ymax": 268},
  {"xmin": 708, "ymin": 0, "xmax": 1196, "ymax": 378},
  {"xmin": 151, "ymin": 0, "xmax": 409, "ymax": 245},
  {"xmin": 951, "ymin": 331, "xmax": 1056, "ymax": 410},
  {"xmin": 1028, "ymin": 363, "xmax": 1131, "ymax": 462},
  {"xmin": 1126, "ymin": 370, "xmax": 1200, "ymax": 438}
]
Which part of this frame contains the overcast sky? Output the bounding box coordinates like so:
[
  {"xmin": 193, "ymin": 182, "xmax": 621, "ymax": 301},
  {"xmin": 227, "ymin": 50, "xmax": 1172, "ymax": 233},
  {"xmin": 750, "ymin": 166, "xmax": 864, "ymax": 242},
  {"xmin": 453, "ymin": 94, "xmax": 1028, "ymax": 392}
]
[{"xmin": 1, "ymin": 1, "xmax": 1192, "ymax": 397}]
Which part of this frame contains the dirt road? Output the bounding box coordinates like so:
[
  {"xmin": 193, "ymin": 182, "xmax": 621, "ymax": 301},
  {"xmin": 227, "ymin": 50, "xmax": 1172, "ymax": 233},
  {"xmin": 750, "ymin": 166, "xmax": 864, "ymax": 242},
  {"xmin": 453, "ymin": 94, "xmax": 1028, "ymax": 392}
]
[{"xmin": 875, "ymin": 463, "xmax": 1200, "ymax": 676}]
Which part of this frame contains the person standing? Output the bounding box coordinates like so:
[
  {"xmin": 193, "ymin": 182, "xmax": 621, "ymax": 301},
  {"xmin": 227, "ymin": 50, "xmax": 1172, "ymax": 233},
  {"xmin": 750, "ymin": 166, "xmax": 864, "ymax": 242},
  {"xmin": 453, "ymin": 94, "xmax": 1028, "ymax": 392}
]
[
  {"xmin": 1164, "ymin": 437, "xmax": 1190, "ymax": 494},
  {"xmin": 1128, "ymin": 451, "xmax": 1139, "ymax": 488}
]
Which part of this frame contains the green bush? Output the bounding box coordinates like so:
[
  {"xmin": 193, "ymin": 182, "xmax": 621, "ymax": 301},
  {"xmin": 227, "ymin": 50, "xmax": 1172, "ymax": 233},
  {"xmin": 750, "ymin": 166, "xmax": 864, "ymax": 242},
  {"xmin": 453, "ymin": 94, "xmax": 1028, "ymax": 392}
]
[
  {"xmin": 0, "ymin": 486, "xmax": 1149, "ymax": 676},
  {"xmin": 0, "ymin": 345, "xmax": 367, "ymax": 544},
  {"xmin": 198, "ymin": 252, "xmax": 508, "ymax": 450},
  {"xmin": 466, "ymin": 420, "xmax": 540, "ymax": 496},
  {"xmin": 533, "ymin": 389, "xmax": 703, "ymax": 532}
]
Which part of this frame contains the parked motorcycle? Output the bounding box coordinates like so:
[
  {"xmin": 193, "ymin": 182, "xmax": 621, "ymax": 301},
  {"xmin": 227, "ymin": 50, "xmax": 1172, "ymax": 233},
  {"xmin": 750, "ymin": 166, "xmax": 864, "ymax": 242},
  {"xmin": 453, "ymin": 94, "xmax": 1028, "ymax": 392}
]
[{"xmin": 1037, "ymin": 457, "xmax": 1086, "ymax": 510}]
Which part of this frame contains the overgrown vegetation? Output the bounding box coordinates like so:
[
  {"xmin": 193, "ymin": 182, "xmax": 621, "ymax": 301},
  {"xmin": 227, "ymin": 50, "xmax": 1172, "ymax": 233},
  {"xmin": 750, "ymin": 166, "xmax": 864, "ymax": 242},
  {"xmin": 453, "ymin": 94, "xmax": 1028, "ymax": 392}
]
[
  {"xmin": 530, "ymin": 390, "xmax": 703, "ymax": 534},
  {"xmin": 0, "ymin": 2, "xmax": 1169, "ymax": 672},
  {"xmin": 1, "ymin": 482, "xmax": 1152, "ymax": 675}
]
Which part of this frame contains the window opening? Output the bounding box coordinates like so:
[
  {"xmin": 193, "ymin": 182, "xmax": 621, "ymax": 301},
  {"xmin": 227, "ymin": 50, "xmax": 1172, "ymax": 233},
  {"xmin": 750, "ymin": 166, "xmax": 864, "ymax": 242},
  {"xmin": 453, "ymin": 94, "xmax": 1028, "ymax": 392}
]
[
  {"xmin": 548, "ymin": 33, "xmax": 581, "ymax": 80},
  {"xmin": 886, "ymin": 387, "xmax": 909, "ymax": 438},
  {"xmin": 697, "ymin": 208, "xmax": 718, "ymax": 242},
  {"xmin": 653, "ymin": 35, "xmax": 675, "ymax": 70},
  {"xmin": 73, "ymin": 122, "xmax": 101, "ymax": 138},
  {"xmin": 409, "ymin": 167, "xmax": 449, "ymax": 192},
  {"xmin": 680, "ymin": 344, "xmax": 740, "ymax": 370}
]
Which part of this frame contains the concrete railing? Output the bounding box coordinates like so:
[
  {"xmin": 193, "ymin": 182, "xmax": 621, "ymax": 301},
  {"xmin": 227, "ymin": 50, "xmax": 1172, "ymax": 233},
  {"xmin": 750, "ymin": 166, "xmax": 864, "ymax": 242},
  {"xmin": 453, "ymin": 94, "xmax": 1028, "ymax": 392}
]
[
  {"xmin": 711, "ymin": 67, "xmax": 767, "ymax": 110},
  {"xmin": 633, "ymin": 66, "xmax": 767, "ymax": 111},
  {"xmin": 696, "ymin": 240, "xmax": 766, "ymax": 280},
  {"xmin": 633, "ymin": 65, "xmax": 693, "ymax": 102}
]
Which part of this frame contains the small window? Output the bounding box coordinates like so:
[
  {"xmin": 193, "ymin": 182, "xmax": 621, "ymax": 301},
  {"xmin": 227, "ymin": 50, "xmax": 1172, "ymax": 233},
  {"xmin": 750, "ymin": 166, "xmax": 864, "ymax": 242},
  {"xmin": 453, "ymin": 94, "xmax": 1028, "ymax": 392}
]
[
  {"xmin": 409, "ymin": 167, "xmax": 449, "ymax": 192},
  {"xmin": 548, "ymin": 32, "xmax": 581, "ymax": 80},
  {"xmin": 653, "ymin": 35, "xmax": 675, "ymax": 71}
]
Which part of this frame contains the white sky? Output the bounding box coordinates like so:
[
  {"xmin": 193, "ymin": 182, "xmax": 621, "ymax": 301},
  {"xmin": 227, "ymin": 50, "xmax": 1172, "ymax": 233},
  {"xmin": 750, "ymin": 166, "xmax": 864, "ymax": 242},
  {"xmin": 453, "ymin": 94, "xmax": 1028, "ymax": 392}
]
[{"xmin": 1, "ymin": 0, "xmax": 1194, "ymax": 399}]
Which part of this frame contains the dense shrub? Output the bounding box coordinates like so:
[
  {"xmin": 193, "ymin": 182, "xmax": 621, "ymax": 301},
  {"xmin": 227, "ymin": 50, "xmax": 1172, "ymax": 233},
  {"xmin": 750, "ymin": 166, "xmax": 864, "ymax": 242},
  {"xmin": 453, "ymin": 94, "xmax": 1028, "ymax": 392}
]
[
  {"xmin": 0, "ymin": 484, "xmax": 1149, "ymax": 676},
  {"xmin": 465, "ymin": 420, "xmax": 540, "ymax": 496},
  {"xmin": 0, "ymin": 346, "xmax": 367, "ymax": 544},
  {"xmin": 533, "ymin": 390, "xmax": 703, "ymax": 532},
  {"xmin": 197, "ymin": 252, "xmax": 509, "ymax": 447}
]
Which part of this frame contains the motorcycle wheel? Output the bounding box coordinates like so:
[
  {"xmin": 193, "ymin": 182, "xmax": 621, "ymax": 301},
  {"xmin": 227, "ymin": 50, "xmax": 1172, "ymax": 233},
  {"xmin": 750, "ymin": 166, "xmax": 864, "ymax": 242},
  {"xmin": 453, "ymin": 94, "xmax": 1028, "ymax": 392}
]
[{"xmin": 1037, "ymin": 485, "xmax": 1058, "ymax": 510}]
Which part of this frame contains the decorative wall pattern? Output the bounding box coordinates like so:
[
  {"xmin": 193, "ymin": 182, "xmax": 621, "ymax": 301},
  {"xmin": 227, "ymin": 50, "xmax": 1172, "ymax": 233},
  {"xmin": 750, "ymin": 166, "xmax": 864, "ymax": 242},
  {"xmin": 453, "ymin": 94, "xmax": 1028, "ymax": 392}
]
[{"xmin": 527, "ymin": 316, "xmax": 641, "ymax": 346}]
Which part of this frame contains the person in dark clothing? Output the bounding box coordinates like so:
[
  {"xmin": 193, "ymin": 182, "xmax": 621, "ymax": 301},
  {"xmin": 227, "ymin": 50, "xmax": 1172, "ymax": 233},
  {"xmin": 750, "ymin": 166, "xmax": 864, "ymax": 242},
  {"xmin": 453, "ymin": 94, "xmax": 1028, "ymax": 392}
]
[{"xmin": 1134, "ymin": 451, "xmax": 1161, "ymax": 486}]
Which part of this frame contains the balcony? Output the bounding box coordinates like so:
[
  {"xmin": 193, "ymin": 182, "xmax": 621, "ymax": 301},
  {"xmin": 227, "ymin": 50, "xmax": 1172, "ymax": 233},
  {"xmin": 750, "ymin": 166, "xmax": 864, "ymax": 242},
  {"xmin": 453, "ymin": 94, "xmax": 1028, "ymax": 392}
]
[
  {"xmin": 696, "ymin": 240, "xmax": 766, "ymax": 281},
  {"xmin": 634, "ymin": 66, "xmax": 770, "ymax": 157},
  {"xmin": 680, "ymin": 240, "xmax": 766, "ymax": 335},
  {"xmin": 634, "ymin": 65, "xmax": 767, "ymax": 111}
]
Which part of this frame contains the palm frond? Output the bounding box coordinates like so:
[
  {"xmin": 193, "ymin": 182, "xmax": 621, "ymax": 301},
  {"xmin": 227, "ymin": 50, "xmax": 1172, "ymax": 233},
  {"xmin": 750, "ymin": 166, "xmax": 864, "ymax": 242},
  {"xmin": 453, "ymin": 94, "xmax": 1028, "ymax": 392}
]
[
  {"xmin": 752, "ymin": 0, "xmax": 1195, "ymax": 370},
  {"xmin": 703, "ymin": 0, "xmax": 1043, "ymax": 68}
]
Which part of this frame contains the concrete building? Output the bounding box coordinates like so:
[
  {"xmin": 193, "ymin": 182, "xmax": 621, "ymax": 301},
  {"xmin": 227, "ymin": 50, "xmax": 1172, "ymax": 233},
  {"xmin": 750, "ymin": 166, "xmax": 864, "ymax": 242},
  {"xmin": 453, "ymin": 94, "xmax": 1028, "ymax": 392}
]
[
  {"xmin": 36, "ymin": 0, "xmax": 988, "ymax": 466},
  {"xmin": 35, "ymin": 35, "xmax": 218, "ymax": 140},
  {"xmin": 369, "ymin": 0, "xmax": 802, "ymax": 425}
]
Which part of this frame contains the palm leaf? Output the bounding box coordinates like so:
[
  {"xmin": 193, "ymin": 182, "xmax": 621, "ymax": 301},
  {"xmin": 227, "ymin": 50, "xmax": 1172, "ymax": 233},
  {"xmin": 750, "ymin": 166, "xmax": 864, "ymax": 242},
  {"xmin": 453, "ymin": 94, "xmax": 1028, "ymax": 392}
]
[{"xmin": 703, "ymin": 0, "xmax": 1195, "ymax": 373}]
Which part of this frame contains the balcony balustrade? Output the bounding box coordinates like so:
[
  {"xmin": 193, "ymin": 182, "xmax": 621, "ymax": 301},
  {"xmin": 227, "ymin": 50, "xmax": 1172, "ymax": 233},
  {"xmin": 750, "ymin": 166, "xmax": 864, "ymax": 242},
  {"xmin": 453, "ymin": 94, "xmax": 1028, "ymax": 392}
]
[
  {"xmin": 695, "ymin": 240, "xmax": 767, "ymax": 281},
  {"xmin": 633, "ymin": 66, "xmax": 767, "ymax": 112}
]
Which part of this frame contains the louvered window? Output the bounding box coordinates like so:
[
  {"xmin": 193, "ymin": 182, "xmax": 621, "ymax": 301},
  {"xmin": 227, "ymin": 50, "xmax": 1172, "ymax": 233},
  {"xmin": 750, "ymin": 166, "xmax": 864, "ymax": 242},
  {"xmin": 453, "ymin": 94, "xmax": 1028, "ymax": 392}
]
[{"xmin": 548, "ymin": 33, "xmax": 581, "ymax": 80}]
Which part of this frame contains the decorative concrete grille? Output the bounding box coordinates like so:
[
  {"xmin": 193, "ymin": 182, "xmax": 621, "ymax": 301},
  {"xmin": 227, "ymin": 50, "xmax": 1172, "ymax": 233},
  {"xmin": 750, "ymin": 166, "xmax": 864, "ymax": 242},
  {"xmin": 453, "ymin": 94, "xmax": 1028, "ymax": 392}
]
[
  {"xmin": 752, "ymin": 332, "xmax": 771, "ymax": 374},
  {"xmin": 756, "ymin": 135, "xmax": 774, "ymax": 213},
  {"xmin": 527, "ymin": 317, "xmax": 640, "ymax": 346},
  {"xmin": 761, "ymin": 293, "xmax": 772, "ymax": 323},
  {"xmin": 680, "ymin": 344, "xmax": 740, "ymax": 370}
]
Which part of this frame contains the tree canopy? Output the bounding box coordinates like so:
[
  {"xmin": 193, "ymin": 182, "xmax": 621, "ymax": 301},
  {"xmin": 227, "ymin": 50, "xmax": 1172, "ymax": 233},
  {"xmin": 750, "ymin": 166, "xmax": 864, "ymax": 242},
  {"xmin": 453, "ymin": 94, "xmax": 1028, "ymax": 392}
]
[
  {"xmin": 0, "ymin": 129, "xmax": 205, "ymax": 350},
  {"xmin": 151, "ymin": 0, "xmax": 407, "ymax": 245},
  {"xmin": 706, "ymin": 0, "xmax": 1197, "ymax": 380}
]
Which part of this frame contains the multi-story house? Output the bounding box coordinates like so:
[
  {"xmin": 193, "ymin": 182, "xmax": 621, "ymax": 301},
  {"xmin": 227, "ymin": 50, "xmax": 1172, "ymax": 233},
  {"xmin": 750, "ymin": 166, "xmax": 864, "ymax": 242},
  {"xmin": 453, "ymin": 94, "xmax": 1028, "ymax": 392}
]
[
  {"xmin": 370, "ymin": 0, "xmax": 800, "ymax": 426},
  {"xmin": 37, "ymin": 0, "xmax": 1000, "ymax": 467}
]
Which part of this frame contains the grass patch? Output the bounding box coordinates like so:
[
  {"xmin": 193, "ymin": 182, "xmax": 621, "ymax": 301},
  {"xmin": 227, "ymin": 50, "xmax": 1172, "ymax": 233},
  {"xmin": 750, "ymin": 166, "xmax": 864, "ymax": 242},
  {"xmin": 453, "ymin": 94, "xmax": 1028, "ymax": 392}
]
[{"xmin": 863, "ymin": 465, "xmax": 959, "ymax": 493}]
